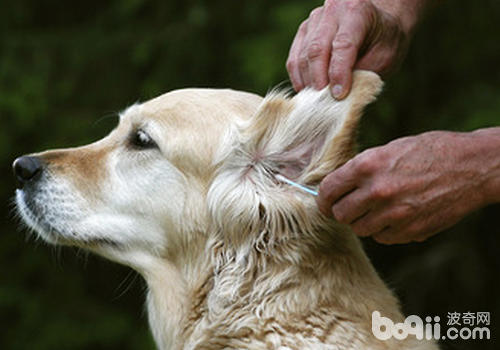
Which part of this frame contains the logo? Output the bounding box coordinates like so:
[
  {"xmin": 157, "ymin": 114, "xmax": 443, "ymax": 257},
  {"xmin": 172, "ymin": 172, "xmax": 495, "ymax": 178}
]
[{"xmin": 372, "ymin": 311, "xmax": 491, "ymax": 341}]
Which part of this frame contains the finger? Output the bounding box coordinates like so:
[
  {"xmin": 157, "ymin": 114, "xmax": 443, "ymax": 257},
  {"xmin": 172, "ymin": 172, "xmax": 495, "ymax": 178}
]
[
  {"xmin": 306, "ymin": 7, "xmax": 338, "ymax": 90},
  {"xmin": 350, "ymin": 210, "xmax": 391, "ymax": 238},
  {"xmin": 371, "ymin": 219, "xmax": 423, "ymax": 245},
  {"xmin": 404, "ymin": 220, "xmax": 444, "ymax": 243},
  {"xmin": 328, "ymin": 7, "xmax": 371, "ymax": 99},
  {"xmin": 316, "ymin": 161, "xmax": 358, "ymax": 216},
  {"xmin": 298, "ymin": 7, "xmax": 323, "ymax": 88},
  {"xmin": 355, "ymin": 44, "xmax": 397, "ymax": 76},
  {"xmin": 331, "ymin": 187, "xmax": 372, "ymax": 224},
  {"xmin": 287, "ymin": 19, "xmax": 309, "ymax": 91},
  {"xmin": 371, "ymin": 226, "xmax": 404, "ymax": 245},
  {"xmin": 354, "ymin": 12, "xmax": 407, "ymax": 77},
  {"xmin": 371, "ymin": 222, "xmax": 429, "ymax": 245},
  {"xmin": 352, "ymin": 201, "xmax": 417, "ymax": 240}
]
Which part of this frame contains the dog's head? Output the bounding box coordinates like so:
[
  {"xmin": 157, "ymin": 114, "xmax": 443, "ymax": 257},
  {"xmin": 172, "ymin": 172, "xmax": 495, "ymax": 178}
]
[{"xmin": 13, "ymin": 71, "xmax": 382, "ymax": 269}]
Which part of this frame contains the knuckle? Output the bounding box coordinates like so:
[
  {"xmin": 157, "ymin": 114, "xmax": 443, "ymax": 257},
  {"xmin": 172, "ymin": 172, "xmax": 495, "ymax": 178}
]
[
  {"xmin": 298, "ymin": 55, "xmax": 309, "ymax": 71},
  {"xmin": 332, "ymin": 33, "xmax": 355, "ymax": 52},
  {"xmin": 369, "ymin": 183, "xmax": 392, "ymax": 200},
  {"xmin": 296, "ymin": 21, "xmax": 309, "ymax": 36},
  {"xmin": 393, "ymin": 205, "xmax": 412, "ymax": 221},
  {"xmin": 317, "ymin": 198, "xmax": 332, "ymax": 217},
  {"xmin": 323, "ymin": 0, "xmax": 337, "ymax": 9},
  {"xmin": 318, "ymin": 175, "xmax": 344, "ymax": 203},
  {"xmin": 331, "ymin": 205, "xmax": 346, "ymax": 223},
  {"xmin": 318, "ymin": 180, "xmax": 329, "ymax": 197},
  {"xmin": 343, "ymin": 0, "xmax": 366, "ymax": 12},
  {"xmin": 298, "ymin": 20, "xmax": 308, "ymax": 32},
  {"xmin": 325, "ymin": 0, "xmax": 369, "ymax": 18},
  {"xmin": 318, "ymin": 177, "xmax": 335, "ymax": 200},
  {"xmin": 355, "ymin": 155, "xmax": 376, "ymax": 175},
  {"xmin": 286, "ymin": 59, "xmax": 296, "ymax": 72},
  {"xmin": 328, "ymin": 65, "xmax": 340, "ymax": 81},
  {"xmin": 309, "ymin": 7, "xmax": 323, "ymax": 19},
  {"xmin": 387, "ymin": 208, "xmax": 404, "ymax": 222},
  {"xmin": 355, "ymin": 149, "xmax": 384, "ymax": 174},
  {"xmin": 307, "ymin": 42, "xmax": 327, "ymax": 61},
  {"xmin": 328, "ymin": 69, "xmax": 347, "ymax": 88}
]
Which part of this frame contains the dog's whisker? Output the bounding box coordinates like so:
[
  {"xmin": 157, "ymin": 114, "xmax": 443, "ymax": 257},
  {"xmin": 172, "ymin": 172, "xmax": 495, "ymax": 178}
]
[{"xmin": 112, "ymin": 270, "xmax": 140, "ymax": 301}]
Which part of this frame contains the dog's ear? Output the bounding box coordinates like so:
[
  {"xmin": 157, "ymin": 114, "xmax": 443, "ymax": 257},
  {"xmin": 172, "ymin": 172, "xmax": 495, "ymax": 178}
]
[
  {"xmin": 207, "ymin": 71, "xmax": 382, "ymax": 247},
  {"xmin": 244, "ymin": 70, "xmax": 383, "ymax": 185}
]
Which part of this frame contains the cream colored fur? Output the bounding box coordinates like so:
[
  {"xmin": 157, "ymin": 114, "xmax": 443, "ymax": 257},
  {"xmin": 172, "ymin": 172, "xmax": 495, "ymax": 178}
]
[{"xmin": 16, "ymin": 71, "xmax": 438, "ymax": 349}]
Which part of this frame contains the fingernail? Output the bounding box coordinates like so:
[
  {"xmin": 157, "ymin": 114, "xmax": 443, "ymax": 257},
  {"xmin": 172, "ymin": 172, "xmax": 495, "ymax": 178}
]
[{"xmin": 332, "ymin": 84, "xmax": 343, "ymax": 99}]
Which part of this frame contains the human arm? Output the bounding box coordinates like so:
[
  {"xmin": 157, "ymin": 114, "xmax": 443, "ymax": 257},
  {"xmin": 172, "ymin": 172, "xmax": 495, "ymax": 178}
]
[
  {"xmin": 316, "ymin": 128, "xmax": 500, "ymax": 244},
  {"xmin": 286, "ymin": 0, "xmax": 429, "ymax": 99}
]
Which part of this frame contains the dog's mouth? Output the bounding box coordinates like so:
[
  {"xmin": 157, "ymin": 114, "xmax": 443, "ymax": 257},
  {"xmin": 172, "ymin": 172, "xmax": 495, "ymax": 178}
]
[
  {"xmin": 15, "ymin": 188, "xmax": 57, "ymax": 241},
  {"xmin": 15, "ymin": 188, "xmax": 121, "ymax": 249}
]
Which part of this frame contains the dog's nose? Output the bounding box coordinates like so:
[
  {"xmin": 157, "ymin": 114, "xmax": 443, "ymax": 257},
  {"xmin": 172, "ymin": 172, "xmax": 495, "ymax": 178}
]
[{"xmin": 13, "ymin": 156, "xmax": 43, "ymax": 187}]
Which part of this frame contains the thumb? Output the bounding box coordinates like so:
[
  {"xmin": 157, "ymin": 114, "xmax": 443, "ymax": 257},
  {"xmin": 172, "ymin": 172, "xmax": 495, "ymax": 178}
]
[{"xmin": 328, "ymin": 13, "xmax": 369, "ymax": 99}]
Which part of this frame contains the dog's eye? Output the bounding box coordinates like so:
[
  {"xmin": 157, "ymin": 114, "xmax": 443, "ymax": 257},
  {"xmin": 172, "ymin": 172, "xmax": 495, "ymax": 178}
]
[{"xmin": 130, "ymin": 129, "xmax": 157, "ymax": 149}]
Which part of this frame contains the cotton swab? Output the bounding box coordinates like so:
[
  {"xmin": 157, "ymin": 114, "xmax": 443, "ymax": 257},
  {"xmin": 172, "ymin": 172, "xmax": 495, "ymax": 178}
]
[{"xmin": 275, "ymin": 174, "xmax": 318, "ymax": 196}]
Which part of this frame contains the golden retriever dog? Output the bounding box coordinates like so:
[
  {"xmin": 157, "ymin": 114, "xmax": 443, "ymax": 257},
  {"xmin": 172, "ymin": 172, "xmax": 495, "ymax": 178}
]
[{"xmin": 14, "ymin": 71, "xmax": 438, "ymax": 349}]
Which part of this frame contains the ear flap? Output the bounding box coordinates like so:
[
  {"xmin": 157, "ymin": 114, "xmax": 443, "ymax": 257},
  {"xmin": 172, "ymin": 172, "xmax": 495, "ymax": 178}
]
[
  {"xmin": 243, "ymin": 70, "xmax": 383, "ymax": 185},
  {"xmin": 207, "ymin": 71, "xmax": 382, "ymax": 247}
]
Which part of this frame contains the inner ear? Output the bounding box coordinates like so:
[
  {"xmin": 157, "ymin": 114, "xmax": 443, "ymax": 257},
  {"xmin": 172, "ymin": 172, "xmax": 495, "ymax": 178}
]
[
  {"xmin": 269, "ymin": 135, "xmax": 326, "ymax": 180},
  {"xmin": 244, "ymin": 70, "xmax": 383, "ymax": 184}
]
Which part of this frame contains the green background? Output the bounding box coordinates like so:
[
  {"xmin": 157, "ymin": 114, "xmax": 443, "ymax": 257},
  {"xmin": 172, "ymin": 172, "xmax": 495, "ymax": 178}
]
[{"xmin": 1, "ymin": 1, "xmax": 499, "ymax": 349}]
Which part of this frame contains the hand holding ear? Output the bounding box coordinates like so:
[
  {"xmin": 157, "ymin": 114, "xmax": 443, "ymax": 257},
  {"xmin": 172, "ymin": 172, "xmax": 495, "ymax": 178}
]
[
  {"xmin": 317, "ymin": 130, "xmax": 500, "ymax": 244},
  {"xmin": 286, "ymin": 0, "xmax": 423, "ymax": 99}
]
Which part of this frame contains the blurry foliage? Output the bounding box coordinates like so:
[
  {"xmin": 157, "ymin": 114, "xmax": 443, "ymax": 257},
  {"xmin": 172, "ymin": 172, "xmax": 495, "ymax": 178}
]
[{"xmin": 1, "ymin": 0, "xmax": 499, "ymax": 349}]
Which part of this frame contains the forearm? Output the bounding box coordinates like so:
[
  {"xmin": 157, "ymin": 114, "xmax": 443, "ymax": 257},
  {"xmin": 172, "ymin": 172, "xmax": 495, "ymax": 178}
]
[{"xmin": 471, "ymin": 127, "xmax": 500, "ymax": 205}]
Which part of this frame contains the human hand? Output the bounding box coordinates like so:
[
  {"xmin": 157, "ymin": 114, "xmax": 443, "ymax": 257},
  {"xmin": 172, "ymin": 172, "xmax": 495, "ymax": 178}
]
[
  {"xmin": 317, "ymin": 131, "xmax": 499, "ymax": 244},
  {"xmin": 286, "ymin": 0, "xmax": 423, "ymax": 99}
]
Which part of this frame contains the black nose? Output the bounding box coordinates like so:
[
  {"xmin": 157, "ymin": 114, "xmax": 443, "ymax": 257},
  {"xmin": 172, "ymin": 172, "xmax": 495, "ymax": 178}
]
[{"xmin": 13, "ymin": 156, "xmax": 43, "ymax": 187}]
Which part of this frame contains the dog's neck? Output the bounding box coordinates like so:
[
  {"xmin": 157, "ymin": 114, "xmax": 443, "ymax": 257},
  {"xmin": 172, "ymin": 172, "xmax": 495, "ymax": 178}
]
[{"xmin": 141, "ymin": 220, "xmax": 402, "ymax": 349}]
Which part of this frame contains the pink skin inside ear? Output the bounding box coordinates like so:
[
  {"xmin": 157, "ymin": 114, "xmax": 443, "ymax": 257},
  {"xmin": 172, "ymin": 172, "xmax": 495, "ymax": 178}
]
[{"xmin": 272, "ymin": 135, "xmax": 326, "ymax": 180}]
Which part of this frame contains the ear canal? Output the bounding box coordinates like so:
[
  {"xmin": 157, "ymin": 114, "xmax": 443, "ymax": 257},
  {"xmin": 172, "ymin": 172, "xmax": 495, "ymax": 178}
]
[{"xmin": 244, "ymin": 70, "xmax": 383, "ymax": 185}]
